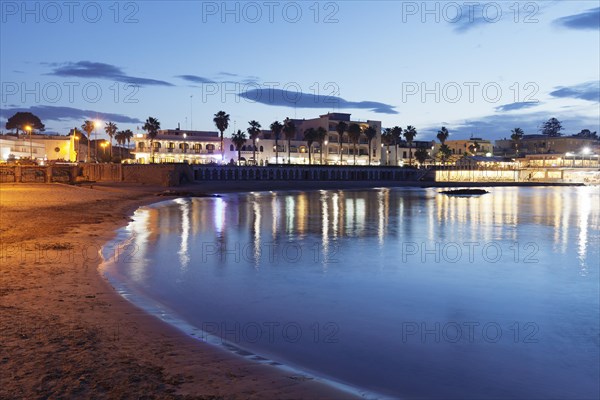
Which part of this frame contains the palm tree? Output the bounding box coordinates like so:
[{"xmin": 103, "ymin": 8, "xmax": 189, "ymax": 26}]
[
  {"xmin": 123, "ymin": 129, "xmax": 133, "ymax": 151},
  {"xmin": 303, "ymin": 127, "xmax": 317, "ymax": 165},
  {"xmin": 347, "ymin": 123, "xmax": 362, "ymax": 165},
  {"xmin": 104, "ymin": 122, "xmax": 117, "ymax": 160},
  {"xmin": 364, "ymin": 125, "xmax": 377, "ymax": 165},
  {"xmin": 381, "ymin": 128, "xmax": 393, "ymax": 166},
  {"xmin": 247, "ymin": 120, "xmax": 262, "ymax": 165},
  {"xmin": 414, "ymin": 147, "xmax": 429, "ymax": 167},
  {"xmin": 404, "ymin": 125, "xmax": 417, "ymax": 166},
  {"xmin": 391, "ymin": 126, "xmax": 403, "ymax": 166},
  {"xmin": 213, "ymin": 111, "xmax": 230, "ymax": 162},
  {"xmin": 115, "ymin": 130, "xmax": 125, "ymax": 159},
  {"xmin": 81, "ymin": 120, "xmax": 94, "ymax": 162},
  {"xmin": 437, "ymin": 126, "xmax": 449, "ymax": 145},
  {"xmin": 315, "ymin": 126, "xmax": 328, "ymax": 165},
  {"xmin": 511, "ymin": 128, "xmax": 524, "ymax": 156},
  {"xmin": 231, "ymin": 129, "xmax": 247, "ymax": 164},
  {"xmin": 270, "ymin": 121, "xmax": 283, "ymax": 165},
  {"xmin": 438, "ymin": 144, "xmax": 452, "ymax": 165},
  {"xmin": 468, "ymin": 141, "xmax": 480, "ymax": 155},
  {"xmin": 283, "ymin": 118, "xmax": 297, "ymax": 165},
  {"xmin": 143, "ymin": 117, "xmax": 160, "ymax": 163},
  {"xmin": 335, "ymin": 121, "xmax": 348, "ymax": 163}
]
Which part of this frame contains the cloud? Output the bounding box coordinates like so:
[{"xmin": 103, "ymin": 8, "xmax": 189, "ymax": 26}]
[
  {"xmin": 47, "ymin": 61, "xmax": 173, "ymax": 87},
  {"xmin": 176, "ymin": 75, "xmax": 216, "ymax": 84},
  {"xmin": 495, "ymin": 101, "xmax": 541, "ymax": 112},
  {"xmin": 421, "ymin": 110, "xmax": 600, "ymax": 141},
  {"xmin": 0, "ymin": 105, "xmax": 142, "ymax": 124},
  {"xmin": 554, "ymin": 7, "xmax": 600, "ymax": 30},
  {"xmin": 549, "ymin": 81, "xmax": 599, "ymax": 102},
  {"xmin": 238, "ymin": 88, "xmax": 398, "ymax": 114},
  {"xmin": 452, "ymin": 4, "xmax": 491, "ymax": 33},
  {"xmin": 178, "ymin": 72, "xmax": 260, "ymax": 86}
]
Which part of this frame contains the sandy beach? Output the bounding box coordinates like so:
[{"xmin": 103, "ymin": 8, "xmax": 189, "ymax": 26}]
[{"xmin": 0, "ymin": 183, "xmax": 363, "ymax": 399}]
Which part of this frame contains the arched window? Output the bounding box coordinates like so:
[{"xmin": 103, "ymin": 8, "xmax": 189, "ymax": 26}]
[
  {"xmin": 230, "ymin": 144, "xmax": 234, "ymax": 151},
  {"xmin": 138, "ymin": 142, "xmax": 145, "ymax": 150},
  {"xmin": 153, "ymin": 142, "xmax": 161, "ymax": 149},
  {"xmin": 260, "ymin": 146, "xmax": 264, "ymax": 152}
]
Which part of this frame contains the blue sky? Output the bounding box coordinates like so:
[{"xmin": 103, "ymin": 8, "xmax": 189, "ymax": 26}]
[{"xmin": 1, "ymin": 1, "xmax": 598, "ymax": 141}]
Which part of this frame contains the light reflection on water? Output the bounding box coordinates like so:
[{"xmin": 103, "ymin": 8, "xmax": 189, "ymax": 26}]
[{"xmin": 114, "ymin": 187, "xmax": 599, "ymax": 399}]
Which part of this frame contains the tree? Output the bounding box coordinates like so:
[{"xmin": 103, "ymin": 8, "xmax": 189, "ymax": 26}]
[
  {"xmin": 438, "ymin": 144, "xmax": 452, "ymax": 164},
  {"xmin": 381, "ymin": 128, "xmax": 394, "ymax": 166},
  {"xmin": 143, "ymin": 117, "xmax": 161, "ymax": 163},
  {"xmin": 467, "ymin": 141, "xmax": 480, "ymax": 155},
  {"xmin": 283, "ymin": 118, "xmax": 297, "ymax": 165},
  {"xmin": 315, "ymin": 126, "xmax": 328, "ymax": 165},
  {"xmin": 82, "ymin": 120, "xmax": 95, "ymax": 162},
  {"xmin": 231, "ymin": 129, "xmax": 247, "ymax": 164},
  {"xmin": 511, "ymin": 127, "xmax": 524, "ymax": 155},
  {"xmin": 104, "ymin": 122, "xmax": 118, "ymax": 160},
  {"xmin": 391, "ymin": 126, "xmax": 403, "ymax": 166},
  {"xmin": 347, "ymin": 123, "xmax": 362, "ymax": 165},
  {"xmin": 576, "ymin": 129, "xmax": 598, "ymax": 139},
  {"xmin": 437, "ymin": 126, "xmax": 449, "ymax": 144},
  {"xmin": 303, "ymin": 127, "xmax": 317, "ymax": 165},
  {"xmin": 115, "ymin": 131, "xmax": 125, "ymax": 159},
  {"xmin": 541, "ymin": 118, "xmax": 562, "ymax": 137},
  {"xmin": 247, "ymin": 120, "xmax": 262, "ymax": 165},
  {"xmin": 335, "ymin": 121, "xmax": 348, "ymax": 163},
  {"xmin": 114, "ymin": 129, "xmax": 133, "ymax": 160},
  {"xmin": 404, "ymin": 125, "xmax": 417, "ymax": 166},
  {"xmin": 123, "ymin": 129, "xmax": 134, "ymax": 150},
  {"xmin": 213, "ymin": 111, "xmax": 230, "ymax": 161},
  {"xmin": 5, "ymin": 112, "xmax": 45, "ymax": 135},
  {"xmin": 270, "ymin": 121, "xmax": 283, "ymax": 165},
  {"xmin": 415, "ymin": 147, "xmax": 429, "ymax": 167},
  {"xmin": 364, "ymin": 125, "xmax": 377, "ymax": 165}
]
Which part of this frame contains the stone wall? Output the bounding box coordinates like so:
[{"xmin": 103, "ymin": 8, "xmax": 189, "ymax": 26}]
[
  {"xmin": 122, "ymin": 164, "xmax": 194, "ymax": 186},
  {"xmin": 0, "ymin": 165, "xmax": 79, "ymax": 183}
]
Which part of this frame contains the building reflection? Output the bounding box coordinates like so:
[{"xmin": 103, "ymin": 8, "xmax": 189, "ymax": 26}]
[{"xmin": 123, "ymin": 187, "xmax": 598, "ymax": 276}]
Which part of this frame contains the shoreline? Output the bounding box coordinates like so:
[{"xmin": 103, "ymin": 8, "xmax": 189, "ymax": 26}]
[{"xmin": 0, "ymin": 183, "xmax": 363, "ymax": 399}]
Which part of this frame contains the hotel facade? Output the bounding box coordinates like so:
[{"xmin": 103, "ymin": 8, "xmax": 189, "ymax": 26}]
[{"xmin": 132, "ymin": 113, "xmax": 382, "ymax": 165}]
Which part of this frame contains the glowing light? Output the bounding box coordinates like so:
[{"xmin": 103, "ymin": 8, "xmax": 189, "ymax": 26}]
[{"xmin": 581, "ymin": 147, "xmax": 591, "ymax": 155}]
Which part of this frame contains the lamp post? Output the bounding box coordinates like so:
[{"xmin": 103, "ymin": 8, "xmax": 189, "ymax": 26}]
[
  {"xmin": 256, "ymin": 137, "xmax": 260, "ymax": 166},
  {"xmin": 24, "ymin": 125, "xmax": 33, "ymax": 161},
  {"xmin": 582, "ymin": 147, "xmax": 591, "ymax": 167},
  {"xmin": 183, "ymin": 133, "xmax": 187, "ymax": 163},
  {"xmin": 101, "ymin": 142, "xmax": 108, "ymax": 162},
  {"xmin": 73, "ymin": 130, "xmax": 80, "ymax": 162}
]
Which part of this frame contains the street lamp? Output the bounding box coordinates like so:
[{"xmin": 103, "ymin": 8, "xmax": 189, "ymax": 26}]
[
  {"xmin": 182, "ymin": 133, "xmax": 188, "ymax": 163},
  {"xmin": 73, "ymin": 130, "xmax": 80, "ymax": 162},
  {"xmin": 582, "ymin": 147, "xmax": 591, "ymax": 167},
  {"xmin": 101, "ymin": 141, "xmax": 108, "ymax": 161},
  {"xmin": 24, "ymin": 125, "xmax": 33, "ymax": 160}
]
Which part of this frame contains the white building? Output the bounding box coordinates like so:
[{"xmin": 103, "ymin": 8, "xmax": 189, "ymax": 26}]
[
  {"xmin": 132, "ymin": 113, "xmax": 383, "ymax": 165},
  {"xmin": 0, "ymin": 134, "xmax": 77, "ymax": 162}
]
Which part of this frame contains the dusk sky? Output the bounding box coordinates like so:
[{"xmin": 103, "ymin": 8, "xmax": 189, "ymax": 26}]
[{"xmin": 1, "ymin": 1, "xmax": 599, "ymax": 141}]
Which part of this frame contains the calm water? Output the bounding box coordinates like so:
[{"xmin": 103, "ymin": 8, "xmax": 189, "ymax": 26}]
[{"xmin": 104, "ymin": 187, "xmax": 600, "ymax": 399}]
